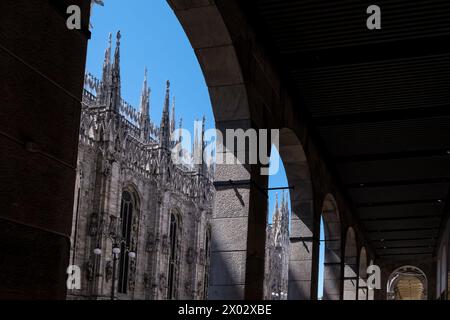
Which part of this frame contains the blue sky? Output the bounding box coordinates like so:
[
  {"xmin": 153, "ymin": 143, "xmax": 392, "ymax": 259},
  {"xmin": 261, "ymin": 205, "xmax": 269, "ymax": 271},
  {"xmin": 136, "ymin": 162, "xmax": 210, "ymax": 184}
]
[
  {"xmin": 87, "ymin": 0, "xmax": 214, "ymax": 133},
  {"xmin": 88, "ymin": 0, "xmax": 323, "ymax": 299}
]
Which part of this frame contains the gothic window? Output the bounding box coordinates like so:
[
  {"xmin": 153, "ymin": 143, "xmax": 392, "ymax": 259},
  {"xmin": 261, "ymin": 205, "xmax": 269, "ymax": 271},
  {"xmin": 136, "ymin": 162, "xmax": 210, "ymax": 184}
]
[
  {"xmin": 203, "ymin": 227, "xmax": 211, "ymax": 300},
  {"xmin": 118, "ymin": 191, "xmax": 134, "ymax": 294},
  {"xmin": 167, "ymin": 212, "xmax": 180, "ymax": 300}
]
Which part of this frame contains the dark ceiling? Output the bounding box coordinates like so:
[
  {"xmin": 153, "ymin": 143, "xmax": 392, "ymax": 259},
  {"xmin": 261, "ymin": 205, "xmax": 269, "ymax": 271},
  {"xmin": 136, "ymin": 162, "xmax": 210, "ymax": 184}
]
[{"xmin": 243, "ymin": 0, "xmax": 450, "ymax": 259}]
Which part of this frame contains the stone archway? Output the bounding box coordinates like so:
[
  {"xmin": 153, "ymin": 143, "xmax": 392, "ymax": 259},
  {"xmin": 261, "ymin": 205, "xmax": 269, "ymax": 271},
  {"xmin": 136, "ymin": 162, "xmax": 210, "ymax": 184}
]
[
  {"xmin": 387, "ymin": 266, "xmax": 428, "ymax": 300},
  {"xmin": 320, "ymin": 194, "xmax": 342, "ymax": 300},
  {"xmin": 168, "ymin": 0, "xmax": 267, "ymax": 300},
  {"xmin": 276, "ymin": 128, "xmax": 315, "ymax": 300}
]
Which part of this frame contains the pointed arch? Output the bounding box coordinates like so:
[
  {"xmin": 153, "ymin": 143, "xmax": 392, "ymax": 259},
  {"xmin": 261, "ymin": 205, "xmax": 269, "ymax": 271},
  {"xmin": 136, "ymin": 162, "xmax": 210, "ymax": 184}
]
[
  {"xmin": 117, "ymin": 187, "xmax": 140, "ymax": 294},
  {"xmin": 387, "ymin": 266, "xmax": 428, "ymax": 300}
]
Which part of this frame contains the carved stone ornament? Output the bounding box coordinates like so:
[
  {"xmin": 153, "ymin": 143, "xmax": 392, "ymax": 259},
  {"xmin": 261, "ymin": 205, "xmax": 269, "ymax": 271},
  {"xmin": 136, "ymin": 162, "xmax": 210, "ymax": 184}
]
[
  {"xmin": 161, "ymin": 235, "xmax": 169, "ymax": 254},
  {"xmin": 186, "ymin": 247, "xmax": 196, "ymax": 265},
  {"xmin": 128, "ymin": 258, "xmax": 136, "ymax": 291},
  {"xmin": 158, "ymin": 273, "xmax": 167, "ymax": 292},
  {"xmin": 103, "ymin": 159, "xmax": 112, "ymax": 176},
  {"xmin": 89, "ymin": 212, "xmax": 99, "ymax": 237},
  {"xmin": 184, "ymin": 281, "xmax": 192, "ymax": 295}
]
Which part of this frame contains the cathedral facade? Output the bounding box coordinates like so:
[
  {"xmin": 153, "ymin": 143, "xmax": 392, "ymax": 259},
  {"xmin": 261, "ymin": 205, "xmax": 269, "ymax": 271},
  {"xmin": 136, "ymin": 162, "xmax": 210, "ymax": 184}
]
[
  {"xmin": 264, "ymin": 193, "xmax": 290, "ymax": 300},
  {"xmin": 67, "ymin": 32, "xmax": 214, "ymax": 300}
]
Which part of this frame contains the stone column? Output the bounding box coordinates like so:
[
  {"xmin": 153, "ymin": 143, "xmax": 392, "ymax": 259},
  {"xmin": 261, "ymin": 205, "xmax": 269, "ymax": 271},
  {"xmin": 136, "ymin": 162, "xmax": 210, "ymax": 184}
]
[
  {"xmin": 288, "ymin": 200, "xmax": 316, "ymax": 299},
  {"xmin": 343, "ymin": 257, "xmax": 358, "ymax": 300},
  {"xmin": 323, "ymin": 255, "xmax": 342, "ymax": 300},
  {"xmin": 0, "ymin": 0, "xmax": 91, "ymax": 299},
  {"xmin": 208, "ymin": 120, "xmax": 268, "ymax": 300},
  {"xmin": 287, "ymin": 163, "xmax": 316, "ymax": 300}
]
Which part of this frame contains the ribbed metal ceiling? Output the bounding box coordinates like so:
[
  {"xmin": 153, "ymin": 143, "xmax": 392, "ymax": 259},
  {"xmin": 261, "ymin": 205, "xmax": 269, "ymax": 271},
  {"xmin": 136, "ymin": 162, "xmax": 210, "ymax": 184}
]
[{"xmin": 247, "ymin": 0, "xmax": 450, "ymax": 259}]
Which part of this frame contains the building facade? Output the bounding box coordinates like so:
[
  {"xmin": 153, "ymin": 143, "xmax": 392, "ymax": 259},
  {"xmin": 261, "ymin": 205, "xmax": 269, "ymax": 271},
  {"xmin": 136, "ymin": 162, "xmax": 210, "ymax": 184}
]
[
  {"xmin": 264, "ymin": 193, "xmax": 290, "ymax": 300},
  {"xmin": 67, "ymin": 32, "xmax": 214, "ymax": 300}
]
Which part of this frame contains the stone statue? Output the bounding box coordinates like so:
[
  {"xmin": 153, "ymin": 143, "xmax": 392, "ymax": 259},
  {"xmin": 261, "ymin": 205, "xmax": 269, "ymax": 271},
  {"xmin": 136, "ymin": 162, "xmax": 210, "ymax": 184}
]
[
  {"xmin": 86, "ymin": 261, "xmax": 94, "ymax": 282},
  {"xmin": 89, "ymin": 213, "xmax": 99, "ymax": 237},
  {"xmin": 186, "ymin": 247, "xmax": 196, "ymax": 265},
  {"xmin": 105, "ymin": 261, "xmax": 113, "ymax": 282}
]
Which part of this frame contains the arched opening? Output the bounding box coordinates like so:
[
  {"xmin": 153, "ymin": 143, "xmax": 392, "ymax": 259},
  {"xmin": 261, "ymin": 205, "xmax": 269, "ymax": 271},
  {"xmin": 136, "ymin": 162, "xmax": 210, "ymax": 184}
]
[
  {"xmin": 264, "ymin": 145, "xmax": 290, "ymax": 300},
  {"xmin": 318, "ymin": 194, "xmax": 341, "ymax": 300},
  {"xmin": 118, "ymin": 190, "xmax": 138, "ymax": 294},
  {"xmin": 387, "ymin": 266, "xmax": 428, "ymax": 300},
  {"xmin": 343, "ymin": 227, "xmax": 357, "ymax": 300},
  {"xmin": 117, "ymin": 191, "xmax": 135, "ymax": 294},
  {"xmin": 357, "ymin": 247, "xmax": 368, "ymax": 300}
]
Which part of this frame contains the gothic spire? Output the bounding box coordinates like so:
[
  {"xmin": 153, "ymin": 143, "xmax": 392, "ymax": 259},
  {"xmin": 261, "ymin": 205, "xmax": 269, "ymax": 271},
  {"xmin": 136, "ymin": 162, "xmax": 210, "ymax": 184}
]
[
  {"xmin": 109, "ymin": 31, "xmax": 122, "ymax": 113},
  {"xmin": 275, "ymin": 193, "xmax": 279, "ymax": 214},
  {"xmin": 282, "ymin": 192, "xmax": 289, "ymax": 234},
  {"xmin": 178, "ymin": 117, "xmax": 183, "ymax": 144},
  {"xmin": 102, "ymin": 33, "xmax": 112, "ymax": 82},
  {"xmin": 274, "ymin": 192, "xmax": 282, "ymax": 223},
  {"xmin": 193, "ymin": 118, "xmax": 199, "ymax": 165},
  {"xmin": 159, "ymin": 80, "xmax": 171, "ymax": 149},
  {"xmin": 98, "ymin": 33, "xmax": 112, "ymax": 106},
  {"xmin": 170, "ymin": 97, "xmax": 176, "ymax": 136},
  {"xmin": 140, "ymin": 68, "xmax": 151, "ymax": 140},
  {"xmin": 200, "ymin": 115, "xmax": 207, "ymax": 174},
  {"xmin": 202, "ymin": 115, "xmax": 206, "ymax": 147}
]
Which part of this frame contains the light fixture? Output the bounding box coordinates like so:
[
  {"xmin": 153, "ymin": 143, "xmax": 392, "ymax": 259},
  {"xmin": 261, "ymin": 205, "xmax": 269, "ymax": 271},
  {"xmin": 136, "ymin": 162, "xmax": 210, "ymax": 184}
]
[
  {"xmin": 128, "ymin": 251, "xmax": 136, "ymax": 259},
  {"xmin": 93, "ymin": 248, "xmax": 102, "ymax": 256},
  {"xmin": 112, "ymin": 247, "xmax": 121, "ymax": 255}
]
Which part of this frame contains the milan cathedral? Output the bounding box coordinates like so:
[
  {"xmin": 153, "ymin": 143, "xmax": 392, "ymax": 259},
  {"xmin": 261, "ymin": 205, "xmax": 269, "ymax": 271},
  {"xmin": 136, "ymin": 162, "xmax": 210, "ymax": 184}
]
[{"xmin": 67, "ymin": 32, "xmax": 214, "ymax": 300}]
